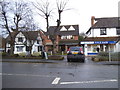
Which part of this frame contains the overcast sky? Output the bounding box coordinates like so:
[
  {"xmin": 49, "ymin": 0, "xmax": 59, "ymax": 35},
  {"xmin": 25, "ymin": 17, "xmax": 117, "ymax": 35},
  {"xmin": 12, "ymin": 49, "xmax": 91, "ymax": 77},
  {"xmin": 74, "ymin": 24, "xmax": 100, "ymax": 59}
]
[
  {"xmin": 1, "ymin": 0, "xmax": 119, "ymax": 36},
  {"xmin": 31, "ymin": 0, "xmax": 119, "ymax": 33}
]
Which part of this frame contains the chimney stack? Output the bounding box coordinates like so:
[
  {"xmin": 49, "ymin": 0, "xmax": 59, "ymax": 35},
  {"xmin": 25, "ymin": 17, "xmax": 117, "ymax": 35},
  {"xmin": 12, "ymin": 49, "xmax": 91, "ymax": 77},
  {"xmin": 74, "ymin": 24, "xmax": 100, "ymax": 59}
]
[{"xmin": 91, "ymin": 16, "xmax": 95, "ymax": 26}]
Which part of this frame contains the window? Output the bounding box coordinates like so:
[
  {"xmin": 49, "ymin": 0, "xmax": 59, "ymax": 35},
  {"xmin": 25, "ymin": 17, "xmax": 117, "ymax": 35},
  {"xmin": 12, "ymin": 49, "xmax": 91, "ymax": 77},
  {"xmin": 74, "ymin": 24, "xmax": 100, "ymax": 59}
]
[
  {"xmin": 116, "ymin": 28, "xmax": 120, "ymax": 35},
  {"xmin": 87, "ymin": 45, "xmax": 92, "ymax": 51},
  {"xmin": 37, "ymin": 40, "xmax": 39, "ymax": 44},
  {"xmin": 61, "ymin": 35, "xmax": 73, "ymax": 39},
  {"xmin": 38, "ymin": 46, "xmax": 42, "ymax": 51},
  {"xmin": 16, "ymin": 46, "xmax": 24, "ymax": 52},
  {"xmin": 100, "ymin": 28, "xmax": 107, "ymax": 35},
  {"xmin": 48, "ymin": 35, "xmax": 50, "ymax": 39},
  {"xmin": 18, "ymin": 37, "xmax": 23, "ymax": 42}
]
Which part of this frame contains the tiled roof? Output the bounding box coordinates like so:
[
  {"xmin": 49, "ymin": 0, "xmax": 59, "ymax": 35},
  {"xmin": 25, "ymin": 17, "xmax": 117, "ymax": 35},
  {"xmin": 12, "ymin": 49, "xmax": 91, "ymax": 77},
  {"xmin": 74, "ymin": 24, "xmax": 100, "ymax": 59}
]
[
  {"xmin": 83, "ymin": 37, "xmax": 120, "ymax": 42},
  {"xmin": 22, "ymin": 31, "xmax": 39, "ymax": 40},
  {"xmin": 6, "ymin": 31, "xmax": 19, "ymax": 41},
  {"xmin": 86, "ymin": 17, "xmax": 120, "ymax": 34},
  {"xmin": 6, "ymin": 31, "xmax": 41, "ymax": 41},
  {"xmin": 46, "ymin": 25, "xmax": 79, "ymax": 36},
  {"xmin": 92, "ymin": 17, "xmax": 120, "ymax": 28}
]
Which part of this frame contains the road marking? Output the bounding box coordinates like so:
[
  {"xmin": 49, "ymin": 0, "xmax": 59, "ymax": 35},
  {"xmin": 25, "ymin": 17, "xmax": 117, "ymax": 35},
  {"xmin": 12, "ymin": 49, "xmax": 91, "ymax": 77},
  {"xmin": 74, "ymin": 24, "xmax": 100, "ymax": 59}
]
[
  {"xmin": 2, "ymin": 73, "xmax": 56, "ymax": 78},
  {"xmin": 52, "ymin": 77, "xmax": 61, "ymax": 85},
  {"xmin": 60, "ymin": 79, "xmax": 118, "ymax": 85}
]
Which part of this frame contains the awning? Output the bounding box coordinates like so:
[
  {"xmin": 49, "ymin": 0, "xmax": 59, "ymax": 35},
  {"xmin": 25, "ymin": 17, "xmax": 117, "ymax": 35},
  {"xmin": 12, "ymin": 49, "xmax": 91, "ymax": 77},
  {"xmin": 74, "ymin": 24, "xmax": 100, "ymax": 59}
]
[{"xmin": 59, "ymin": 43, "xmax": 78, "ymax": 45}]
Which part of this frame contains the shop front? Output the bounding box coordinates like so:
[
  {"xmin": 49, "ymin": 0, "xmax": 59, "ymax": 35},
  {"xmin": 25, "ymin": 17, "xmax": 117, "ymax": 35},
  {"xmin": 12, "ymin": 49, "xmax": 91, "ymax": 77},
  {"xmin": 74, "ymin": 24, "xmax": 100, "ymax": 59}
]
[{"xmin": 81, "ymin": 41, "xmax": 117, "ymax": 56}]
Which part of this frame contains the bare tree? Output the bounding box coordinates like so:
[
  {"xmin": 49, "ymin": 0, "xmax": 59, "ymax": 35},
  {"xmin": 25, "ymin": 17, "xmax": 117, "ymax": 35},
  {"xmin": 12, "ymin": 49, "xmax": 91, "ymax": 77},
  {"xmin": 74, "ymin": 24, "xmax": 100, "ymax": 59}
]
[
  {"xmin": 50, "ymin": 0, "xmax": 69, "ymax": 54},
  {"xmin": 0, "ymin": 0, "xmax": 33, "ymax": 55},
  {"xmin": 56, "ymin": 0, "xmax": 69, "ymax": 27},
  {"xmin": 32, "ymin": 0, "xmax": 70, "ymax": 54},
  {"xmin": 0, "ymin": 0, "xmax": 14, "ymax": 54},
  {"xmin": 11, "ymin": 0, "xmax": 33, "ymax": 31},
  {"xmin": 32, "ymin": 0, "xmax": 53, "ymax": 32}
]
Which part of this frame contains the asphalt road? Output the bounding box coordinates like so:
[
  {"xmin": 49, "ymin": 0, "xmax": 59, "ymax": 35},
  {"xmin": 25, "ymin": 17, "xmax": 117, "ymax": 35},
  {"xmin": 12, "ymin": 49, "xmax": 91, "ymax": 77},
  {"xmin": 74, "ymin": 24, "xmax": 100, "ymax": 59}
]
[{"xmin": 1, "ymin": 57, "xmax": 119, "ymax": 88}]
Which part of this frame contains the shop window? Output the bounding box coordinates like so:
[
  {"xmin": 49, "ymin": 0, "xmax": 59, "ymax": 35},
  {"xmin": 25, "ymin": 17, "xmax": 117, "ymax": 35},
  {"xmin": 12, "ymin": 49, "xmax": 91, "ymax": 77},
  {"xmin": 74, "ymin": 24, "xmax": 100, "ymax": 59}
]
[{"xmin": 87, "ymin": 45, "xmax": 92, "ymax": 51}]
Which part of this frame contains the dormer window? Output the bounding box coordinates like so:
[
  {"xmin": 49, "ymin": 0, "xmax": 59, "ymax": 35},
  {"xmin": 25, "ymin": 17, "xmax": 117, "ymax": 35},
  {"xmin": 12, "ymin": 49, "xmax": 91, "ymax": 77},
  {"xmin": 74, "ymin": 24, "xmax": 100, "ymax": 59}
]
[
  {"xmin": 18, "ymin": 37, "xmax": 23, "ymax": 42},
  {"xmin": 100, "ymin": 28, "xmax": 106, "ymax": 35}
]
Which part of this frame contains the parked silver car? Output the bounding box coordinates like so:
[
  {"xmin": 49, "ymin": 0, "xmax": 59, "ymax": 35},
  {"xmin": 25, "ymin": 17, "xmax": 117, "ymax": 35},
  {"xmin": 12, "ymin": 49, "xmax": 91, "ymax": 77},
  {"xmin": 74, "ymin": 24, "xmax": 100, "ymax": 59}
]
[{"xmin": 67, "ymin": 46, "xmax": 85, "ymax": 62}]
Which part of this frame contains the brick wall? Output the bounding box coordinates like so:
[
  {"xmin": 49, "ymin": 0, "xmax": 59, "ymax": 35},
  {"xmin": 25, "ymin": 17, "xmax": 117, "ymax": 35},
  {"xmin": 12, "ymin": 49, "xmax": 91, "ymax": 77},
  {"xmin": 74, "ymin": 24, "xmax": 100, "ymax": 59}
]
[{"xmin": 74, "ymin": 36, "xmax": 78, "ymax": 40}]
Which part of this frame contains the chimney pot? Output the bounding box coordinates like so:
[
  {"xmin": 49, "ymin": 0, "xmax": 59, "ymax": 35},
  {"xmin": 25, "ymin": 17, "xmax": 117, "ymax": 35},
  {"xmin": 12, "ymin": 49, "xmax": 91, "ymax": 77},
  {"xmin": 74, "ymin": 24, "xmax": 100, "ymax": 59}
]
[{"xmin": 91, "ymin": 16, "xmax": 95, "ymax": 26}]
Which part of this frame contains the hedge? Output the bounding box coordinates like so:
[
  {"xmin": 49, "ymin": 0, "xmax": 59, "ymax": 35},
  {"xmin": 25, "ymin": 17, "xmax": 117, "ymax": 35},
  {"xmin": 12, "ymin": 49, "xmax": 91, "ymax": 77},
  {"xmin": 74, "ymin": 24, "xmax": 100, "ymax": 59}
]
[{"xmin": 93, "ymin": 52, "xmax": 120, "ymax": 61}]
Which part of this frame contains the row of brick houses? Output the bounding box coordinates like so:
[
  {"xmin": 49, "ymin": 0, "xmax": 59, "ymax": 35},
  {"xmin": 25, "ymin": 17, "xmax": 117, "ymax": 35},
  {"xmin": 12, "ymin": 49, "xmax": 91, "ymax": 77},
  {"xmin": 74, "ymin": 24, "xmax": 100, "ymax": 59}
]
[{"xmin": 2, "ymin": 16, "xmax": 120, "ymax": 55}]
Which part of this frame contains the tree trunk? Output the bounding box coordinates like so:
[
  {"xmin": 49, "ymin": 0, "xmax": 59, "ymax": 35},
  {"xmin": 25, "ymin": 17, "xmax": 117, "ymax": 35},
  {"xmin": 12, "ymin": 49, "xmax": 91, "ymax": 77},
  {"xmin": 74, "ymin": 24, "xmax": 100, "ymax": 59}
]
[
  {"xmin": 45, "ymin": 15, "xmax": 49, "ymax": 32},
  {"xmin": 29, "ymin": 46, "xmax": 32, "ymax": 56},
  {"xmin": 10, "ymin": 41, "xmax": 14, "ymax": 55},
  {"xmin": 51, "ymin": 38, "xmax": 57, "ymax": 55}
]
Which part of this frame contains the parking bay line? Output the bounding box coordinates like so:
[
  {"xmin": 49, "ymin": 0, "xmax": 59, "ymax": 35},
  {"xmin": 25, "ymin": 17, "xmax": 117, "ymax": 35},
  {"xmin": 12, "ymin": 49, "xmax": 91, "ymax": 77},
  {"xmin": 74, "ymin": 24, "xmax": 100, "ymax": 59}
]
[
  {"xmin": 52, "ymin": 77, "xmax": 61, "ymax": 85},
  {"xmin": 60, "ymin": 79, "xmax": 118, "ymax": 85}
]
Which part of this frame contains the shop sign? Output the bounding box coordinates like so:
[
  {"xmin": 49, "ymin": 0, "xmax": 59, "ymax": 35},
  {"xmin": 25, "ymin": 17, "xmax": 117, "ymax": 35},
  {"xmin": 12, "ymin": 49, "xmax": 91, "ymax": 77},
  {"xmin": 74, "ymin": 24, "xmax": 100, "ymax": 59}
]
[{"xmin": 81, "ymin": 41, "xmax": 116, "ymax": 44}]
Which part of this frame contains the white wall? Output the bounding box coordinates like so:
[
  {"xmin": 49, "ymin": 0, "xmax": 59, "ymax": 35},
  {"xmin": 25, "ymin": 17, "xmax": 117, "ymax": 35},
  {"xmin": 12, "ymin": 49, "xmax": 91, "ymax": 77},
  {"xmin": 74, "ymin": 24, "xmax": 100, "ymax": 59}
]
[
  {"xmin": 6, "ymin": 32, "xmax": 44, "ymax": 54},
  {"xmin": 15, "ymin": 32, "xmax": 26, "ymax": 45},
  {"xmin": 88, "ymin": 28, "xmax": 119, "ymax": 37},
  {"xmin": 14, "ymin": 45, "xmax": 26, "ymax": 54},
  {"xmin": 115, "ymin": 41, "xmax": 120, "ymax": 52}
]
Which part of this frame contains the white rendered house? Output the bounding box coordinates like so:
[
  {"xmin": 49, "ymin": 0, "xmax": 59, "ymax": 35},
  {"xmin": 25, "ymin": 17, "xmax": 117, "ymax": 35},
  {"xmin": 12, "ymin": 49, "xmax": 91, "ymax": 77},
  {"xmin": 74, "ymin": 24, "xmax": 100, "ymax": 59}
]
[
  {"xmin": 6, "ymin": 31, "xmax": 44, "ymax": 55},
  {"xmin": 81, "ymin": 16, "xmax": 120, "ymax": 56}
]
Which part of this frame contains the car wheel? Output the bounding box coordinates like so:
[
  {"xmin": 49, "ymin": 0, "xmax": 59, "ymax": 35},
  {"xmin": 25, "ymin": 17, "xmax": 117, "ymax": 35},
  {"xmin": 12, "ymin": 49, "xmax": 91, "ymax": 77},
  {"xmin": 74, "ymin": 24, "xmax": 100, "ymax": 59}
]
[{"xmin": 81, "ymin": 59, "xmax": 84, "ymax": 63}]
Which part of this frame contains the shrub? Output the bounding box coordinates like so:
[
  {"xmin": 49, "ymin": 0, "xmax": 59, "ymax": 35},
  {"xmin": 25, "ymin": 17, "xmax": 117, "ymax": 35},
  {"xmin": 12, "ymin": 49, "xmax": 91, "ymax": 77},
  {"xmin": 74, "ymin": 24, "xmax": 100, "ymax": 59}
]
[
  {"xmin": 19, "ymin": 52, "xmax": 26, "ymax": 57},
  {"xmin": 10, "ymin": 54, "xmax": 19, "ymax": 57},
  {"xmin": 98, "ymin": 52, "xmax": 109, "ymax": 57},
  {"xmin": 32, "ymin": 52, "xmax": 41, "ymax": 57},
  {"xmin": 48, "ymin": 55, "xmax": 64, "ymax": 60},
  {"xmin": 1, "ymin": 52, "xmax": 7, "ymax": 57},
  {"xmin": 111, "ymin": 52, "xmax": 120, "ymax": 61},
  {"xmin": 95, "ymin": 52, "xmax": 120, "ymax": 61}
]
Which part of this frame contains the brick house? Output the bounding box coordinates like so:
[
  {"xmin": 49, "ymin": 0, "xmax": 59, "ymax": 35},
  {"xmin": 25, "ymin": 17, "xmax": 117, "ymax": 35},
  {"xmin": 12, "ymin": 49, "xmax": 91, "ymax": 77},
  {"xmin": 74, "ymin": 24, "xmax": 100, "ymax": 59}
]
[{"xmin": 44, "ymin": 25, "xmax": 79, "ymax": 52}]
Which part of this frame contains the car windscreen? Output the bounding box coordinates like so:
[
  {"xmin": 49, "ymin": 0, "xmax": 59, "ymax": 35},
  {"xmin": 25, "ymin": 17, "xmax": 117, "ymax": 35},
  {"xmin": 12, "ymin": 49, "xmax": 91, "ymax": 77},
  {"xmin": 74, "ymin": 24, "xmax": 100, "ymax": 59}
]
[{"xmin": 70, "ymin": 47, "xmax": 81, "ymax": 51}]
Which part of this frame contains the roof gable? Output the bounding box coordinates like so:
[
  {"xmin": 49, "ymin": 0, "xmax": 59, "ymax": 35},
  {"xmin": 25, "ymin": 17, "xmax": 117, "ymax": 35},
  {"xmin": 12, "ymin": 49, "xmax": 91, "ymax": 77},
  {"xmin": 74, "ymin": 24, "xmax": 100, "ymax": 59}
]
[
  {"xmin": 86, "ymin": 17, "xmax": 120, "ymax": 34},
  {"xmin": 47, "ymin": 25, "xmax": 79, "ymax": 36},
  {"xmin": 22, "ymin": 31, "xmax": 39, "ymax": 41},
  {"xmin": 16, "ymin": 32, "xmax": 25, "ymax": 38},
  {"xmin": 68, "ymin": 26, "xmax": 75, "ymax": 31},
  {"xmin": 6, "ymin": 31, "xmax": 41, "ymax": 42},
  {"xmin": 60, "ymin": 26, "xmax": 67, "ymax": 31}
]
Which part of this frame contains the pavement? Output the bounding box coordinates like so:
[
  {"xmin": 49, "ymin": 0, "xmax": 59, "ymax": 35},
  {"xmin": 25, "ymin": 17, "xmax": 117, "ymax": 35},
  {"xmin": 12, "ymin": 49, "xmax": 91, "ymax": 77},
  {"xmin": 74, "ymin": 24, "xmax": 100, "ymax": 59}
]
[{"xmin": 1, "ymin": 56, "xmax": 120, "ymax": 65}]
